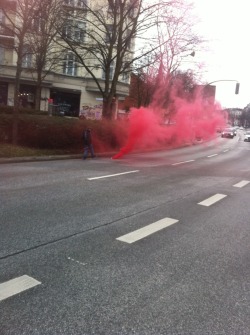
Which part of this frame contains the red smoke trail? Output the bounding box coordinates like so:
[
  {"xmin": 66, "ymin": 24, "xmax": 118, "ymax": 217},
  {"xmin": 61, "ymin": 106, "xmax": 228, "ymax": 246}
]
[
  {"xmin": 112, "ymin": 81, "xmax": 227, "ymax": 160},
  {"xmin": 112, "ymin": 106, "xmax": 166, "ymax": 159}
]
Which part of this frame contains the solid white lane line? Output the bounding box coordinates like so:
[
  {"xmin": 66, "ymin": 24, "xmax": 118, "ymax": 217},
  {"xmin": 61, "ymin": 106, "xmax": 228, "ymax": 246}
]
[
  {"xmin": 198, "ymin": 194, "xmax": 227, "ymax": 207},
  {"xmin": 172, "ymin": 160, "xmax": 194, "ymax": 166},
  {"xmin": 0, "ymin": 275, "xmax": 41, "ymax": 302},
  {"xmin": 207, "ymin": 154, "xmax": 218, "ymax": 158},
  {"xmin": 87, "ymin": 170, "xmax": 139, "ymax": 180},
  {"xmin": 233, "ymin": 180, "xmax": 250, "ymax": 188},
  {"xmin": 116, "ymin": 217, "xmax": 179, "ymax": 244}
]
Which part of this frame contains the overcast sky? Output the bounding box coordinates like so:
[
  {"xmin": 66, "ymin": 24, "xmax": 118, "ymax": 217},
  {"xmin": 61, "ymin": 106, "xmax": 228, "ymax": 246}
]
[{"xmin": 190, "ymin": 0, "xmax": 249, "ymax": 109}]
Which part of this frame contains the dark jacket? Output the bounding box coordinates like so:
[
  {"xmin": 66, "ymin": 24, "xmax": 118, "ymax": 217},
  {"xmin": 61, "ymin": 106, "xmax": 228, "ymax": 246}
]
[{"xmin": 83, "ymin": 129, "xmax": 92, "ymax": 146}]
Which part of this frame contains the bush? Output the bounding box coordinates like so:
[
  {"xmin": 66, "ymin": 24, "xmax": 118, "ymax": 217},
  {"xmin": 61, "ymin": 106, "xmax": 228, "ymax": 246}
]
[
  {"xmin": 0, "ymin": 113, "xmax": 128, "ymax": 153},
  {"xmin": 0, "ymin": 105, "xmax": 47, "ymax": 115}
]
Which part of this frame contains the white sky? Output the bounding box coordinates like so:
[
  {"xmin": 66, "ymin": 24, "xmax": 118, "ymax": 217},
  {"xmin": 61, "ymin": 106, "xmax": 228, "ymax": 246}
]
[{"xmin": 189, "ymin": 0, "xmax": 250, "ymax": 109}]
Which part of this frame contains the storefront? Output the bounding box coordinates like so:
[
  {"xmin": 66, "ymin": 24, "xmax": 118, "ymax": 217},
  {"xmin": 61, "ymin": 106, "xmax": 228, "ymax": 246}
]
[
  {"xmin": 50, "ymin": 89, "xmax": 81, "ymax": 117},
  {"xmin": 18, "ymin": 84, "xmax": 36, "ymax": 109}
]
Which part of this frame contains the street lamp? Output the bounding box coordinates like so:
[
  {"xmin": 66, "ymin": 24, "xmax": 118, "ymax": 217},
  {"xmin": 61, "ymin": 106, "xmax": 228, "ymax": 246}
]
[
  {"xmin": 235, "ymin": 82, "xmax": 240, "ymax": 94},
  {"xmin": 205, "ymin": 80, "xmax": 240, "ymax": 95}
]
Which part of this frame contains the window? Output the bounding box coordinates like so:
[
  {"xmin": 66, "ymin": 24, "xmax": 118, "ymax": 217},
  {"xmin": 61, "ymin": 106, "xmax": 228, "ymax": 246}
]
[
  {"xmin": 0, "ymin": 10, "xmax": 4, "ymax": 23},
  {"xmin": 74, "ymin": 21, "xmax": 86, "ymax": 42},
  {"xmin": 121, "ymin": 72, "xmax": 129, "ymax": 83},
  {"xmin": 62, "ymin": 20, "xmax": 86, "ymax": 42},
  {"xmin": 125, "ymin": 29, "xmax": 132, "ymax": 49},
  {"xmin": 0, "ymin": 9, "xmax": 5, "ymax": 34},
  {"xmin": 31, "ymin": 12, "xmax": 45, "ymax": 33},
  {"xmin": 76, "ymin": 0, "xmax": 87, "ymax": 8},
  {"xmin": 0, "ymin": 47, "xmax": 4, "ymax": 64},
  {"xmin": 107, "ymin": 3, "xmax": 113, "ymax": 13},
  {"xmin": 22, "ymin": 45, "xmax": 32, "ymax": 68},
  {"xmin": 63, "ymin": 53, "xmax": 78, "ymax": 76},
  {"xmin": 62, "ymin": 20, "xmax": 73, "ymax": 39},
  {"xmin": 64, "ymin": 0, "xmax": 87, "ymax": 6},
  {"xmin": 105, "ymin": 24, "xmax": 113, "ymax": 43},
  {"xmin": 102, "ymin": 61, "xmax": 114, "ymax": 80},
  {"xmin": 64, "ymin": 0, "xmax": 74, "ymax": 5}
]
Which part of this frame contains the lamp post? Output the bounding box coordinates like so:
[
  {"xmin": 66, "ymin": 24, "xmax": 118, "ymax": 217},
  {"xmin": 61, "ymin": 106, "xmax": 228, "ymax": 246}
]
[{"xmin": 205, "ymin": 79, "xmax": 240, "ymax": 94}]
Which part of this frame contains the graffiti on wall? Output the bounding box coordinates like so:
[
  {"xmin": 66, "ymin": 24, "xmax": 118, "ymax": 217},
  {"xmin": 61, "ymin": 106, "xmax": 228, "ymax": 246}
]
[{"xmin": 79, "ymin": 104, "xmax": 102, "ymax": 120}]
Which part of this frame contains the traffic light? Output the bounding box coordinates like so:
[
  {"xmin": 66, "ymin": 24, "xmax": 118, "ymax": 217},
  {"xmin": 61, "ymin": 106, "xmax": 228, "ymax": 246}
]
[{"xmin": 235, "ymin": 82, "xmax": 240, "ymax": 94}]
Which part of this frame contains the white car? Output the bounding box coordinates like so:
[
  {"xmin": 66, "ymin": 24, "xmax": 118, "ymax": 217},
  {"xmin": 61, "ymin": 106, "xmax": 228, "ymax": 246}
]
[{"xmin": 244, "ymin": 131, "xmax": 250, "ymax": 142}]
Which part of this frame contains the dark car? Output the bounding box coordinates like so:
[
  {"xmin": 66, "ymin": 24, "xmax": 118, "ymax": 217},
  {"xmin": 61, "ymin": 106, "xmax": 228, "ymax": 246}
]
[
  {"xmin": 221, "ymin": 128, "xmax": 234, "ymax": 138},
  {"xmin": 232, "ymin": 127, "xmax": 237, "ymax": 136}
]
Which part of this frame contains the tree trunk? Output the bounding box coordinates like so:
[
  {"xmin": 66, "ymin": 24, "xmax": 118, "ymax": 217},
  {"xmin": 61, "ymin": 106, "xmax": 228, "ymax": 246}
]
[
  {"xmin": 35, "ymin": 85, "xmax": 42, "ymax": 111},
  {"xmin": 12, "ymin": 64, "xmax": 22, "ymax": 145},
  {"xmin": 102, "ymin": 97, "xmax": 113, "ymax": 119}
]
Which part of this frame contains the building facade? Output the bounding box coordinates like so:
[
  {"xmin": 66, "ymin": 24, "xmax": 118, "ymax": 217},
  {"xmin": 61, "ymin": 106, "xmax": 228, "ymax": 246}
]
[{"xmin": 0, "ymin": 0, "xmax": 135, "ymax": 117}]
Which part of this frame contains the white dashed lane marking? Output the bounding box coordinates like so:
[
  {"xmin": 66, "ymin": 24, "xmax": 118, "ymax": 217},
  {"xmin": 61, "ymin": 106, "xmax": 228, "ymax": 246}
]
[
  {"xmin": 233, "ymin": 180, "xmax": 250, "ymax": 188},
  {"xmin": 207, "ymin": 154, "xmax": 218, "ymax": 158},
  {"xmin": 198, "ymin": 194, "xmax": 227, "ymax": 207},
  {"xmin": 116, "ymin": 217, "xmax": 179, "ymax": 244},
  {"xmin": 87, "ymin": 170, "xmax": 139, "ymax": 180},
  {"xmin": 172, "ymin": 160, "xmax": 195, "ymax": 166},
  {"xmin": 0, "ymin": 275, "xmax": 41, "ymax": 302}
]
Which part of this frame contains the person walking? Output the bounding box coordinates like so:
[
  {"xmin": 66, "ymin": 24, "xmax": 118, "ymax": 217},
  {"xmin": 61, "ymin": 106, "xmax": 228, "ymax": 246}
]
[{"xmin": 83, "ymin": 127, "xmax": 95, "ymax": 159}]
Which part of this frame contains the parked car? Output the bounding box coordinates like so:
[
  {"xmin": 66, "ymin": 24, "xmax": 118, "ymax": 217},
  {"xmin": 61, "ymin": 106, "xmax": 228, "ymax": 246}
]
[
  {"xmin": 221, "ymin": 128, "xmax": 234, "ymax": 138},
  {"xmin": 244, "ymin": 131, "xmax": 250, "ymax": 142}
]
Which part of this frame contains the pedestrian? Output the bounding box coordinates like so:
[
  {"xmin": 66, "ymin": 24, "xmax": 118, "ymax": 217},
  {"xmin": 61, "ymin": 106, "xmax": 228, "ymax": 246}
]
[{"xmin": 83, "ymin": 127, "xmax": 95, "ymax": 159}]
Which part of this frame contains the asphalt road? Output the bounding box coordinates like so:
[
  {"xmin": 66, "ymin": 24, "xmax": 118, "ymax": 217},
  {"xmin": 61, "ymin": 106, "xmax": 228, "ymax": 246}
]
[{"xmin": 1, "ymin": 131, "xmax": 250, "ymax": 335}]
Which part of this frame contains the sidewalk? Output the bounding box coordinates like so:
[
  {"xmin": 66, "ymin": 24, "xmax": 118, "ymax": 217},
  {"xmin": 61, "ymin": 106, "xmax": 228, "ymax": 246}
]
[
  {"xmin": 0, "ymin": 151, "xmax": 116, "ymax": 164},
  {"xmin": 0, "ymin": 136, "xmax": 217, "ymax": 165}
]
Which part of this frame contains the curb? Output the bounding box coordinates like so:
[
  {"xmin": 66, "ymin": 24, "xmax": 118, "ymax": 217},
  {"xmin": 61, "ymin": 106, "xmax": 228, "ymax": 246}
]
[{"xmin": 0, "ymin": 152, "xmax": 116, "ymax": 164}]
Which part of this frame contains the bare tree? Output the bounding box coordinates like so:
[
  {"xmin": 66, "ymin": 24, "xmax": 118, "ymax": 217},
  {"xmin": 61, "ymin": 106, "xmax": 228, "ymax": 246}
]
[
  {"xmin": 0, "ymin": 0, "xmax": 39, "ymax": 144},
  {"xmin": 25, "ymin": 0, "xmax": 65, "ymax": 110},
  {"xmin": 0, "ymin": 0, "xmax": 67, "ymax": 143},
  {"xmin": 149, "ymin": 0, "xmax": 202, "ymax": 110},
  {"xmin": 125, "ymin": 0, "xmax": 202, "ymax": 114},
  {"xmin": 57, "ymin": 0, "xmax": 184, "ymax": 119},
  {"xmin": 0, "ymin": 0, "xmax": 38, "ymax": 108}
]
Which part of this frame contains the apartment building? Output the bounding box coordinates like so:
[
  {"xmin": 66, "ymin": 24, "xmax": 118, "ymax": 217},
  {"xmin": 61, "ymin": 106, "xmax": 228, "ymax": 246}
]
[{"xmin": 0, "ymin": 0, "xmax": 135, "ymax": 117}]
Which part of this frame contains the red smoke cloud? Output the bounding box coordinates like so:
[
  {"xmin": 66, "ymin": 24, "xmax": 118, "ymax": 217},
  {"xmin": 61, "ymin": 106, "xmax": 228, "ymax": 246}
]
[{"xmin": 112, "ymin": 82, "xmax": 227, "ymax": 159}]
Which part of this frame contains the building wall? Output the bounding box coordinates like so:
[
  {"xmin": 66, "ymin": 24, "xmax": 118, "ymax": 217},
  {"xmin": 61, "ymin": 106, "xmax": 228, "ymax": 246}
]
[{"xmin": 0, "ymin": 0, "xmax": 133, "ymax": 116}]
